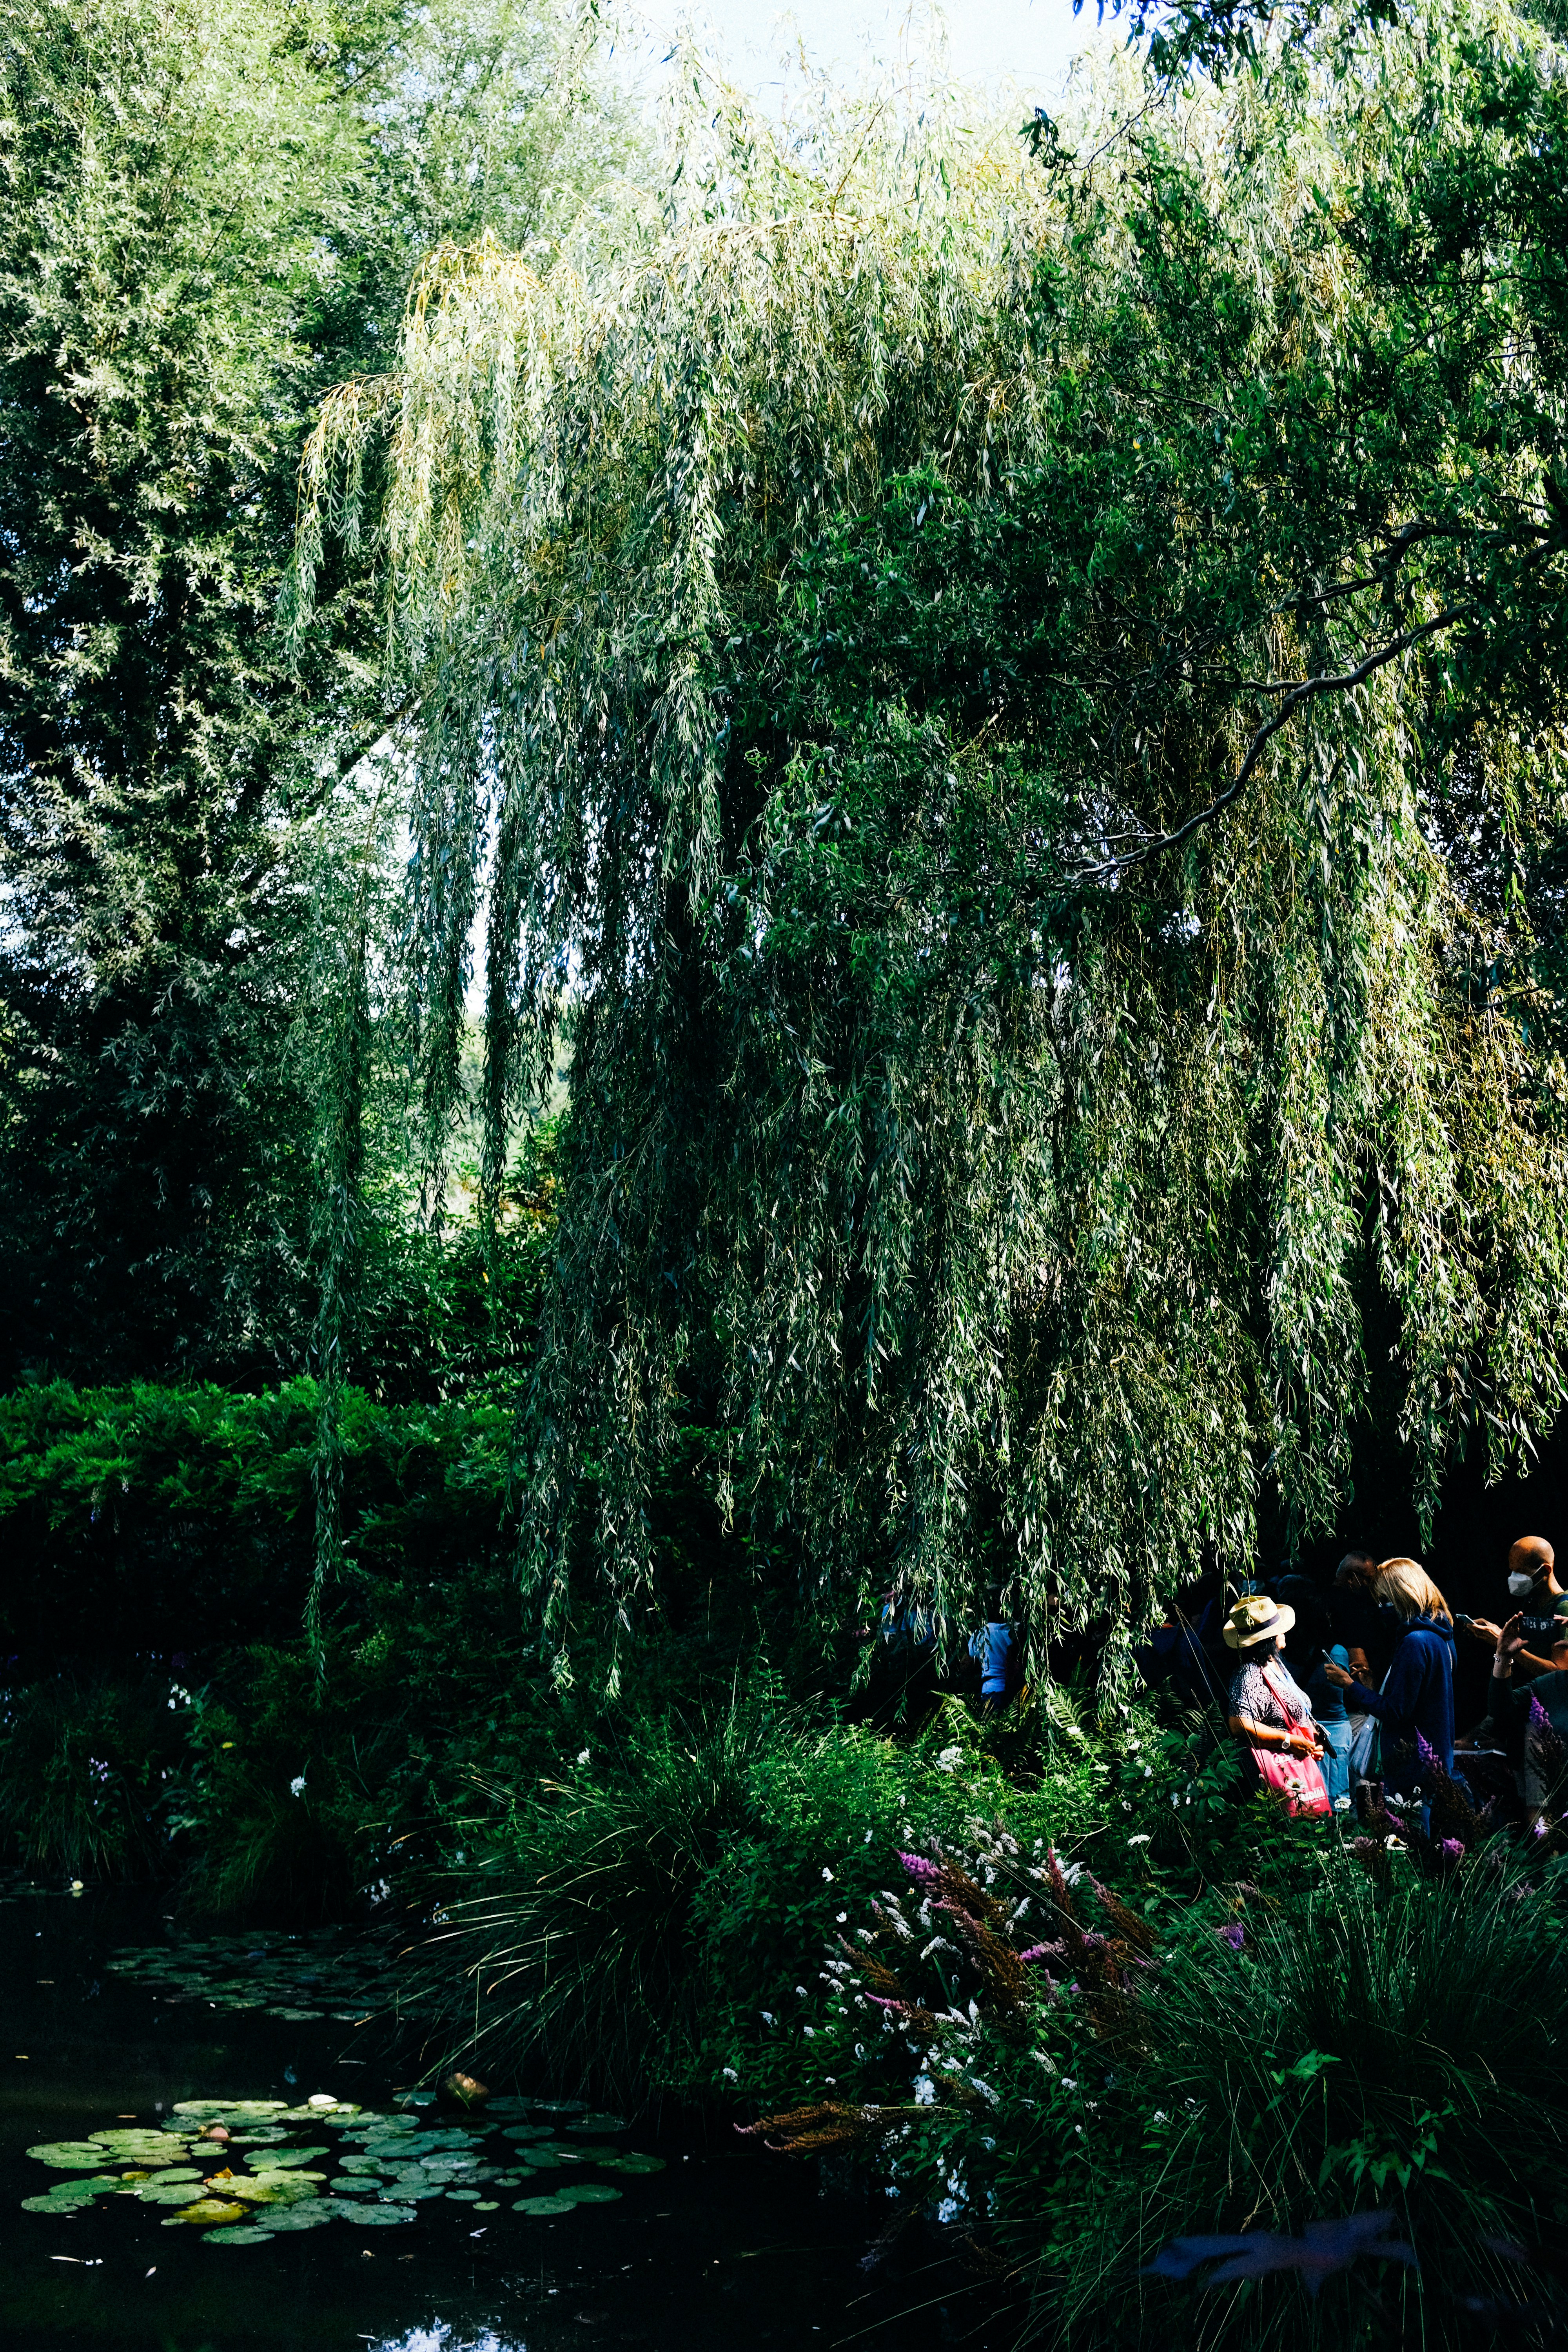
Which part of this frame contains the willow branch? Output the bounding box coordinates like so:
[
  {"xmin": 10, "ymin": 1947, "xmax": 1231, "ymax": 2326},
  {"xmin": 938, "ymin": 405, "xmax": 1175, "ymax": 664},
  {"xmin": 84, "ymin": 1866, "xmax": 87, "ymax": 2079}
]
[{"xmin": 1068, "ymin": 602, "xmax": 1474, "ymax": 885}]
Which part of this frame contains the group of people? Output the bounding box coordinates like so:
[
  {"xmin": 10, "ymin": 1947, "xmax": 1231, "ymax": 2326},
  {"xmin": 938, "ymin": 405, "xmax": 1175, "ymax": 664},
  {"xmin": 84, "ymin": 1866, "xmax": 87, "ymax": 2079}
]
[{"xmin": 1216, "ymin": 1535, "xmax": 1568, "ymax": 1821}]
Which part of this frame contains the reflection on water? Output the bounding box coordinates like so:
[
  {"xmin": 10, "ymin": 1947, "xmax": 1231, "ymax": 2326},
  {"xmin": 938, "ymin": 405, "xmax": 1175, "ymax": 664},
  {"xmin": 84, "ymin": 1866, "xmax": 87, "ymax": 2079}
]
[{"xmin": 372, "ymin": 2333, "xmax": 524, "ymax": 2352}]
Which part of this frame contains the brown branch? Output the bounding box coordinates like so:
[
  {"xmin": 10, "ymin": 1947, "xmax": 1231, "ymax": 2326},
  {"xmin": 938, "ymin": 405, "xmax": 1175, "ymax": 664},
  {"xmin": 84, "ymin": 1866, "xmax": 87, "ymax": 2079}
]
[{"xmin": 1069, "ymin": 601, "xmax": 1473, "ymax": 885}]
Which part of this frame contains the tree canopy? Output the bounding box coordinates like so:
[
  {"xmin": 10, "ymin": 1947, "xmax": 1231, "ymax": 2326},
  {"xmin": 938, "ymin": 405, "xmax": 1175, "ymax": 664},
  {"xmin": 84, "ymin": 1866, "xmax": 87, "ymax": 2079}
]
[
  {"xmin": 0, "ymin": 0, "xmax": 639, "ymax": 1385},
  {"xmin": 295, "ymin": 6, "xmax": 1568, "ymax": 1685}
]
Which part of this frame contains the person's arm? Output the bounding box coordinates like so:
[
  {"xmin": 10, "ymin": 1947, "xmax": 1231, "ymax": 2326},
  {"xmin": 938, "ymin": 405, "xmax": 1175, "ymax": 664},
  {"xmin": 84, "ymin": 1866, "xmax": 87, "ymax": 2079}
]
[
  {"xmin": 1326, "ymin": 1639, "xmax": 1421, "ymax": 1727},
  {"xmin": 1228, "ymin": 1711, "xmax": 1321, "ymax": 1757},
  {"xmin": 1484, "ymin": 1612, "xmax": 1527, "ymax": 1733},
  {"xmin": 1468, "ymin": 1617, "xmax": 1556, "ymax": 1676}
]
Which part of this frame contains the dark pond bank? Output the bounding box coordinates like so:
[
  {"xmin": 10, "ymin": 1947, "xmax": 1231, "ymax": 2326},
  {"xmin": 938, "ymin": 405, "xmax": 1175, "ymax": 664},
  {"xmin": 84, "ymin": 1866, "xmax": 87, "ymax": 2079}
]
[{"xmin": 0, "ymin": 1880, "xmax": 1003, "ymax": 2352}]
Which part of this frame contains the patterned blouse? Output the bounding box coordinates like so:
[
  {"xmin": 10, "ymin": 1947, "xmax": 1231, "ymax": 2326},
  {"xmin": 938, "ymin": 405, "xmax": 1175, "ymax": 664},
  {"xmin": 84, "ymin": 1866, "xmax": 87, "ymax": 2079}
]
[{"xmin": 1228, "ymin": 1654, "xmax": 1317, "ymax": 1733}]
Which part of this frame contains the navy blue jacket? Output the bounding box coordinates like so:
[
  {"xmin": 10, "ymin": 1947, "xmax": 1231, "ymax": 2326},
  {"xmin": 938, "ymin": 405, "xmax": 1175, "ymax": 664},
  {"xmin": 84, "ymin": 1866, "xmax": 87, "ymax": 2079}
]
[{"xmin": 1344, "ymin": 1614, "xmax": 1455, "ymax": 1793}]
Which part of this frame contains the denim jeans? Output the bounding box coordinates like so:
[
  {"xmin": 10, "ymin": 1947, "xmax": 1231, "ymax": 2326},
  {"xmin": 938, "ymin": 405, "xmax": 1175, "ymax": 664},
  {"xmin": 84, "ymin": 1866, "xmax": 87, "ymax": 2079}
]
[{"xmin": 1319, "ymin": 1719, "xmax": 1353, "ymax": 1807}]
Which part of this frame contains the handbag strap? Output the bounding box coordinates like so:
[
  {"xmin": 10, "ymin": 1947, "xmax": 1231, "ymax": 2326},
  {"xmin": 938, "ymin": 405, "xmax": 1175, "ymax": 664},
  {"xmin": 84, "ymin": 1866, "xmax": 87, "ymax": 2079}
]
[{"xmin": 1259, "ymin": 1657, "xmax": 1310, "ymax": 1735}]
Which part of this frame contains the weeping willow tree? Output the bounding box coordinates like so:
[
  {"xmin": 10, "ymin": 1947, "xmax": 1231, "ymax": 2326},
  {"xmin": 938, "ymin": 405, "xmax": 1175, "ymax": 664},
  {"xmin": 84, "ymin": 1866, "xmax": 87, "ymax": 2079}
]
[{"xmin": 297, "ymin": 5, "xmax": 1568, "ymax": 1691}]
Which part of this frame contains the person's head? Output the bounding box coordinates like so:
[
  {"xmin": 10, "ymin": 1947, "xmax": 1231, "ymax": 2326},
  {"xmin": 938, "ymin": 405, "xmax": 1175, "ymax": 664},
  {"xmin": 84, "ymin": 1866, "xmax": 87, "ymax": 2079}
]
[
  {"xmin": 1374, "ymin": 1557, "xmax": 1452, "ymax": 1625},
  {"xmin": 1222, "ymin": 1593, "xmax": 1296, "ymax": 1657},
  {"xmin": 1507, "ymin": 1535, "xmax": 1556, "ymax": 1600},
  {"xmin": 1336, "ymin": 1549, "xmax": 1378, "ymax": 1590}
]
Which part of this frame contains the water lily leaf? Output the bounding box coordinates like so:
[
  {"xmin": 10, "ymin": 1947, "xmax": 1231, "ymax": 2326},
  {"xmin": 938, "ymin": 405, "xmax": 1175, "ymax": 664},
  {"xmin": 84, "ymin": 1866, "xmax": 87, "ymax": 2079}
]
[
  {"xmin": 202, "ymin": 2227, "xmax": 273, "ymax": 2243},
  {"xmin": 251, "ymin": 2204, "xmax": 333, "ymax": 2232},
  {"xmin": 169, "ymin": 2199, "xmax": 248, "ymax": 2227},
  {"xmin": 444, "ymin": 2189, "xmax": 482, "ymax": 2201},
  {"xmin": 137, "ymin": 2184, "xmax": 209, "ymax": 2207},
  {"xmin": 551, "ymin": 2145, "xmax": 615, "ymax": 2166},
  {"xmin": 22, "ymin": 2180, "xmax": 118, "ymax": 2211},
  {"xmin": 225, "ymin": 2174, "xmax": 325, "ymax": 2205},
  {"xmin": 514, "ymin": 2195, "xmax": 578, "ymax": 2216},
  {"xmin": 337, "ymin": 2156, "xmax": 394, "ymax": 2175},
  {"xmin": 474, "ymin": 2201, "xmax": 500, "ymax": 2211},
  {"xmin": 143, "ymin": 2167, "xmax": 203, "ymax": 2183},
  {"xmin": 557, "ymin": 2185, "xmax": 622, "ymax": 2205},
  {"xmin": 250, "ymin": 2146, "xmax": 328, "ymax": 2168},
  {"xmin": 172, "ymin": 2100, "xmax": 287, "ymax": 2120},
  {"xmin": 29, "ymin": 2142, "xmax": 125, "ymax": 2168},
  {"xmin": 329, "ymin": 2178, "xmax": 376, "ymax": 2195},
  {"xmin": 566, "ymin": 2116, "xmax": 628, "ymax": 2135},
  {"xmin": 501, "ymin": 2125, "xmax": 554, "ymax": 2143},
  {"xmin": 352, "ymin": 2204, "xmax": 416, "ymax": 2225},
  {"xmin": 481, "ymin": 2099, "xmax": 533, "ymax": 2120},
  {"xmin": 598, "ymin": 2154, "xmax": 666, "ymax": 2174},
  {"xmin": 528, "ymin": 2100, "xmax": 589, "ymax": 2114}
]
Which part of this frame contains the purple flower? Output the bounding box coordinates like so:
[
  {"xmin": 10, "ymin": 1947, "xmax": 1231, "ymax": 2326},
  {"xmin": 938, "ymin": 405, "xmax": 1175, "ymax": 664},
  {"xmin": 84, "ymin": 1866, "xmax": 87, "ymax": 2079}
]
[
  {"xmin": 1416, "ymin": 1733, "xmax": 1441, "ymax": 1775},
  {"xmin": 1438, "ymin": 1838, "xmax": 1465, "ymax": 1862},
  {"xmin": 1146, "ymin": 2210, "xmax": 1416, "ymax": 2294},
  {"xmin": 1530, "ymin": 1693, "xmax": 1552, "ymax": 1733},
  {"xmin": 1215, "ymin": 1923, "xmax": 1245, "ymax": 1953},
  {"xmin": 897, "ymin": 1852, "xmax": 942, "ymax": 1884}
]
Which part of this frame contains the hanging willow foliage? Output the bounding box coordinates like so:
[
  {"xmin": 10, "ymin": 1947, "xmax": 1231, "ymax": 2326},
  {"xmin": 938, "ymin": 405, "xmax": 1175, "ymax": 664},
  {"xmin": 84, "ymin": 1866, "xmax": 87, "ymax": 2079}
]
[{"xmin": 297, "ymin": 8, "xmax": 1568, "ymax": 1693}]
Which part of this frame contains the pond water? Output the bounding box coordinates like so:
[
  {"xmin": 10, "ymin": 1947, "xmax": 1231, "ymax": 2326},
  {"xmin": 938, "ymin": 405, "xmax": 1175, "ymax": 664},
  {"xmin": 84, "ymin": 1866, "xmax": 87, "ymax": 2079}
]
[{"xmin": 0, "ymin": 1881, "xmax": 999, "ymax": 2352}]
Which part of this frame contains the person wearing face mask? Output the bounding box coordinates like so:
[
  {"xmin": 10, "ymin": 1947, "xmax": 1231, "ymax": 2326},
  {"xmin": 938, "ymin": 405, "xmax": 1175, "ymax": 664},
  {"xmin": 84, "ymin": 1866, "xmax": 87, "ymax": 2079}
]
[
  {"xmin": 1322, "ymin": 1559, "xmax": 1463, "ymax": 1818},
  {"xmin": 1463, "ymin": 1537, "xmax": 1566, "ymax": 1679}
]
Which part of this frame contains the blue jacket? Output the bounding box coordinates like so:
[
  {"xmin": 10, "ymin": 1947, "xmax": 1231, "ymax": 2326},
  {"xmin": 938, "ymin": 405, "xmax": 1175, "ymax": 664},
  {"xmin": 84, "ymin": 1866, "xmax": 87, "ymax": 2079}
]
[
  {"xmin": 1345, "ymin": 1614, "xmax": 1455, "ymax": 1793},
  {"xmin": 969, "ymin": 1622, "xmax": 1015, "ymax": 1698}
]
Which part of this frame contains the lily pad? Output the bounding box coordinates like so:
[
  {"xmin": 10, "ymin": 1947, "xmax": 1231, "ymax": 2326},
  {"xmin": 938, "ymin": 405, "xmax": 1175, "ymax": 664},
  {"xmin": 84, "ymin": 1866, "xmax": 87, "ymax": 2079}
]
[
  {"xmin": 137, "ymin": 2184, "xmax": 209, "ymax": 2207},
  {"xmin": 599, "ymin": 2153, "xmax": 666, "ymax": 2175},
  {"xmin": 557, "ymin": 2184, "xmax": 622, "ymax": 2205},
  {"xmin": 172, "ymin": 2117, "xmax": 290, "ymax": 2136},
  {"xmin": 224, "ymin": 2174, "xmax": 325, "ymax": 2205},
  {"xmin": 351, "ymin": 2203, "xmax": 416, "ymax": 2225},
  {"xmin": 167, "ymin": 2198, "xmax": 248, "ymax": 2227},
  {"xmin": 501, "ymin": 2124, "xmax": 555, "ymax": 2143},
  {"xmin": 474, "ymin": 2201, "xmax": 500, "ymax": 2211},
  {"xmin": 203, "ymin": 2227, "xmax": 274, "ymax": 2243},
  {"xmin": 528, "ymin": 2100, "xmax": 589, "ymax": 2115},
  {"xmin": 445, "ymin": 2188, "xmax": 482, "ymax": 2201},
  {"xmin": 566, "ymin": 2115, "xmax": 628, "ymax": 2135},
  {"xmin": 29, "ymin": 2142, "xmax": 127, "ymax": 2169},
  {"xmin": 247, "ymin": 2145, "xmax": 328, "ymax": 2169},
  {"xmin": 514, "ymin": 2194, "xmax": 578, "ymax": 2216},
  {"xmin": 250, "ymin": 2204, "xmax": 334, "ymax": 2232}
]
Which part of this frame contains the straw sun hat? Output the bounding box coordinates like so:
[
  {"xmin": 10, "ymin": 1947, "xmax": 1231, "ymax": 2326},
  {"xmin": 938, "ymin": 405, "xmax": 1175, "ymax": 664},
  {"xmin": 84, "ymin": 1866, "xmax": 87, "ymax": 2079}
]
[{"xmin": 1221, "ymin": 1593, "xmax": 1296, "ymax": 1651}]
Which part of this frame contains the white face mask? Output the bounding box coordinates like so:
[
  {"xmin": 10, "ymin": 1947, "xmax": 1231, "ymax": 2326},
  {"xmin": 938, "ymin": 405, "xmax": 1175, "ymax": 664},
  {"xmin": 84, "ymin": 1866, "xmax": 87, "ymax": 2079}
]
[{"xmin": 1508, "ymin": 1572, "xmax": 1537, "ymax": 1599}]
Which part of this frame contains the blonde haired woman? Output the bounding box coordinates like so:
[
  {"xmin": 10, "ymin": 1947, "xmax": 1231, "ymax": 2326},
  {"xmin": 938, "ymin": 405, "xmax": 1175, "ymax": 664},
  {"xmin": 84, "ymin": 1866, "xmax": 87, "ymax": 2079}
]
[{"xmin": 1323, "ymin": 1556, "xmax": 1459, "ymax": 1812}]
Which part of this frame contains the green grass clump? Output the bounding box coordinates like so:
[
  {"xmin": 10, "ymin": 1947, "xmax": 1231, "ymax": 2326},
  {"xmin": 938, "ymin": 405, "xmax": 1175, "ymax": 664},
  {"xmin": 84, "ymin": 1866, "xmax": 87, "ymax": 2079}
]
[{"xmin": 1037, "ymin": 1845, "xmax": 1568, "ymax": 2348}]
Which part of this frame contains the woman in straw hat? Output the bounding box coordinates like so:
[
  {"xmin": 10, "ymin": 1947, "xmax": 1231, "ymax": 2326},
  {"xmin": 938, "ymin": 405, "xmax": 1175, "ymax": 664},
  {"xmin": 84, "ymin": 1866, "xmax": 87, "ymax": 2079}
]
[{"xmin": 1224, "ymin": 1592, "xmax": 1331, "ymax": 1813}]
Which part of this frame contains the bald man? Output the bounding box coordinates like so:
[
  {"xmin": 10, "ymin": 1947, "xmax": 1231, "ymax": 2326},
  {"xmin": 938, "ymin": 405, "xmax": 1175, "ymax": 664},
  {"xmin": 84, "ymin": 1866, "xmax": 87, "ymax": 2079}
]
[{"xmin": 1464, "ymin": 1536, "xmax": 1566, "ymax": 1679}]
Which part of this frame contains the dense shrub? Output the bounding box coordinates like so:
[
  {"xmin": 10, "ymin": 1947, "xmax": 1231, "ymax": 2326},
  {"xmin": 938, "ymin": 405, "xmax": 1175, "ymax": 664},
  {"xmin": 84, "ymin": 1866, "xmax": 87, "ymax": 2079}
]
[{"xmin": 0, "ymin": 1668, "xmax": 187, "ymax": 1880}]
